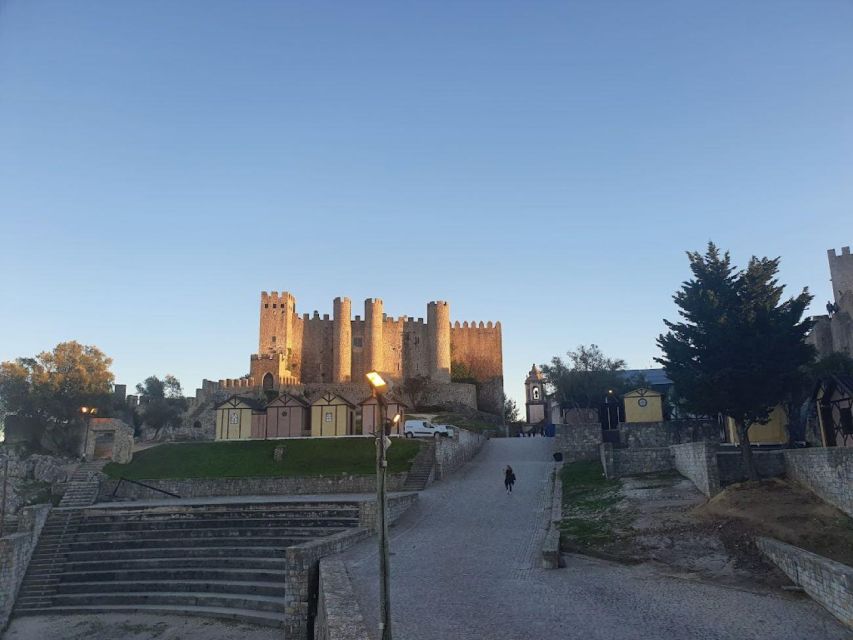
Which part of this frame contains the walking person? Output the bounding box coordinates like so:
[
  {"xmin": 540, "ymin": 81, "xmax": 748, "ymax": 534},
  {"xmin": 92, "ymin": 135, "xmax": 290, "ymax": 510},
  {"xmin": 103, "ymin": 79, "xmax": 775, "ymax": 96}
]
[{"xmin": 504, "ymin": 465, "xmax": 516, "ymax": 493}]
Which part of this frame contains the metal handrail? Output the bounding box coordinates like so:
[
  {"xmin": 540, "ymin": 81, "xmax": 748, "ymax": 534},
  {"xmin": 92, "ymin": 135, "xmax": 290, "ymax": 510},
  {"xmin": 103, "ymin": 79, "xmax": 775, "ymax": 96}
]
[{"xmin": 112, "ymin": 477, "xmax": 181, "ymax": 499}]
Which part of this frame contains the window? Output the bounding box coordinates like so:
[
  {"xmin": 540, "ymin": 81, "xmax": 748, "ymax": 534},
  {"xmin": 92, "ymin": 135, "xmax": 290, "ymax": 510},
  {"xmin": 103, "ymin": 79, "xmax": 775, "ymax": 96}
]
[
  {"xmin": 353, "ymin": 337, "xmax": 363, "ymax": 348},
  {"xmin": 193, "ymin": 420, "xmax": 202, "ymax": 429},
  {"xmin": 532, "ymin": 387, "xmax": 540, "ymax": 400},
  {"xmin": 271, "ymin": 336, "xmax": 276, "ymax": 343}
]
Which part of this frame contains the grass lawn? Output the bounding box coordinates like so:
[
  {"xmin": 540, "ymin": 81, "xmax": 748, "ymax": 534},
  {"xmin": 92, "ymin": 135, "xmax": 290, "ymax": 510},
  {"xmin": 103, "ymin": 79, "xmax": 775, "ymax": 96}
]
[
  {"xmin": 104, "ymin": 437, "xmax": 422, "ymax": 480},
  {"xmin": 559, "ymin": 460, "xmax": 625, "ymax": 548}
]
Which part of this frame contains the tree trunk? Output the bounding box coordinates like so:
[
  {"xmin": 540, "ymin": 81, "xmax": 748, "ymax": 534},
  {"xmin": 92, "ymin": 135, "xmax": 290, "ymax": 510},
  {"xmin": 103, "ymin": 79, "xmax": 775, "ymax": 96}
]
[{"xmin": 738, "ymin": 421, "xmax": 759, "ymax": 482}]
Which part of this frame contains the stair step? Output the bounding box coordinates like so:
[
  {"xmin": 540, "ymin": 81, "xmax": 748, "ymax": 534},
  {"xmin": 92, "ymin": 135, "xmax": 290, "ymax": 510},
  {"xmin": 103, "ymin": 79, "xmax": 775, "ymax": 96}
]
[
  {"xmin": 59, "ymin": 567, "xmax": 286, "ymax": 583},
  {"xmin": 55, "ymin": 579, "xmax": 285, "ymax": 597},
  {"xmin": 50, "ymin": 591, "xmax": 285, "ymax": 613},
  {"xmin": 12, "ymin": 604, "xmax": 286, "ymax": 627}
]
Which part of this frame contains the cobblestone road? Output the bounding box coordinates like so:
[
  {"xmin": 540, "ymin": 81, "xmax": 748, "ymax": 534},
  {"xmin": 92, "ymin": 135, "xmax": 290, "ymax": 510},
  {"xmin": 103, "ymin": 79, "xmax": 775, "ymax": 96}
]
[{"xmin": 342, "ymin": 437, "xmax": 851, "ymax": 640}]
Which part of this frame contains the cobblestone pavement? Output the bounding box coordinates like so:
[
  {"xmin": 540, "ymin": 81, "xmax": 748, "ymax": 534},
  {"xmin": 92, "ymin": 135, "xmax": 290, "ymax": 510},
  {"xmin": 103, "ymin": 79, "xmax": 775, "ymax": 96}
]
[{"xmin": 342, "ymin": 437, "xmax": 851, "ymax": 640}]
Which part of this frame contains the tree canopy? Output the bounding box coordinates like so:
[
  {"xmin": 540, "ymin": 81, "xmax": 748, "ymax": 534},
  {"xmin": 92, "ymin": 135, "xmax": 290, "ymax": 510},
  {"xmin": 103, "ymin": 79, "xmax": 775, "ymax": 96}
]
[
  {"xmin": 0, "ymin": 341, "xmax": 114, "ymax": 453},
  {"xmin": 136, "ymin": 375, "xmax": 188, "ymax": 439},
  {"xmin": 541, "ymin": 344, "xmax": 633, "ymax": 410},
  {"xmin": 656, "ymin": 243, "xmax": 814, "ymax": 479}
]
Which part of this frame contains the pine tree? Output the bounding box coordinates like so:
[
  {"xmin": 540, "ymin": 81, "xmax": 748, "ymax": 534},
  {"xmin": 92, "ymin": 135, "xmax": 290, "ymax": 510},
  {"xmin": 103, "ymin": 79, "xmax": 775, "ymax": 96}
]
[{"xmin": 656, "ymin": 243, "xmax": 814, "ymax": 480}]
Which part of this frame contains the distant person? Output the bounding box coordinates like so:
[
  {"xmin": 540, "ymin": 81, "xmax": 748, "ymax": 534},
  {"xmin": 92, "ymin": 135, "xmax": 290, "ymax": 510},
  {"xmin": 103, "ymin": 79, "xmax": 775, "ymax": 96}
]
[{"xmin": 504, "ymin": 465, "xmax": 516, "ymax": 493}]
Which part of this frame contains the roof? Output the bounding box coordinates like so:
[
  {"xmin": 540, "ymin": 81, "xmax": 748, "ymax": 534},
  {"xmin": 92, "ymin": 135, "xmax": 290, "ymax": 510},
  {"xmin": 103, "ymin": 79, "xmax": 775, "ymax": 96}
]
[
  {"xmin": 812, "ymin": 374, "xmax": 853, "ymax": 401},
  {"xmin": 619, "ymin": 369, "xmax": 672, "ymax": 388},
  {"xmin": 265, "ymin": 393, "xmax": 309, "ymax": 408},
  {"xmin": 309, "ymin": 391, "xmax": 356, "ymax": 408},
  {"xmin": 623, "ymin": 387, "xmax": 662, "ymax": 398},
  {"xmin": 526, "ymin": 364, "xmax": 544, "ymax": 383},
  {"xmin": 214, "ymin": 395, "xmax": 265, "ymax": 411}
]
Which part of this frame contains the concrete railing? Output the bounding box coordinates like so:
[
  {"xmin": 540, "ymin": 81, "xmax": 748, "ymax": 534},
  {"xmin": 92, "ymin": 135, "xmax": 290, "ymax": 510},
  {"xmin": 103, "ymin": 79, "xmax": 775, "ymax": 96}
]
[
  {"xmin": 756, "ymin": 537, "xmax": 853, "ymax": 629},
  {"xmin": 0, "ymin": 504, "xmax": 51, "ymax": 631}
]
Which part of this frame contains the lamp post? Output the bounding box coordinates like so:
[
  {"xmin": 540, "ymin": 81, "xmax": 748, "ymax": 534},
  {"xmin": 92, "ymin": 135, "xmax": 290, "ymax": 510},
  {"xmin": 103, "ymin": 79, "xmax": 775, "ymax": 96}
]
[
  {"xmin": 80, "ymin": 406, "xmax": 97, "ymax": 460},
  {"xmin": 366, "ymin": 371, "xmax": 393, "ymax": 640}
]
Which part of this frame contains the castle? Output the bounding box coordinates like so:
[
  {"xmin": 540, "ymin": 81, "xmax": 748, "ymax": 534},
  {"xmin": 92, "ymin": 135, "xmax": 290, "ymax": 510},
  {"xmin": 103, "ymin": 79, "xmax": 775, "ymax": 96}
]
[
  {"xmin": 809, "ymin": 247, "xmax": 853, "ymax": 357},
  {"xmin": 212, "ymin": 292, "xmax": 504, "ymax": 413}
]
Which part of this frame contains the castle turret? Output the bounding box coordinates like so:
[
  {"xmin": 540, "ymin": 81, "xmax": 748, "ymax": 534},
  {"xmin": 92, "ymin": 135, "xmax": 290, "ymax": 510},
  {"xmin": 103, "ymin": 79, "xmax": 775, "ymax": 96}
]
[
  {"xmin": 259, "ymin": 291, "xmax": 295, "ymax": 355},
  {"xmin": 427, "ymin": 301, "xmax": 451, "ymax": 383},
  {"xmin": 365, "ymin": 298, "xmax": 384, "ymax": 375},
  {"xmin": 333, "ymin": 297, "xmax": 352, "ymax": 382},
  {"xmin": 829, "ymin": 246, "xmax": 853, "ymax": 309}
]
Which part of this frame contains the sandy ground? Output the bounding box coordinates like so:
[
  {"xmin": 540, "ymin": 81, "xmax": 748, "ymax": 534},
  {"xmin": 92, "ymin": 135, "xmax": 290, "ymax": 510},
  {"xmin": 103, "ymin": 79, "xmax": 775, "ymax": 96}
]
[
  {"xmin": 573, "ymin": 473, "xmax": 853, "ymax": 591},
  {"xmin": 3, "ymin": 613, "xmax": 281, "ymax": 640}
]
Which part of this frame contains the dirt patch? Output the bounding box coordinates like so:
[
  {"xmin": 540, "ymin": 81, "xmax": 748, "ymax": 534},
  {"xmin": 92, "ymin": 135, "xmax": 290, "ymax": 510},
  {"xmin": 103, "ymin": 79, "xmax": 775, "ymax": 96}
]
[
  {"xmin": 695, "ymin": 478, "xmax": 853, "ymax": 567},
  {"xmin": 559, "ymin": 463, "xmax": 853, "ymax": 591}
]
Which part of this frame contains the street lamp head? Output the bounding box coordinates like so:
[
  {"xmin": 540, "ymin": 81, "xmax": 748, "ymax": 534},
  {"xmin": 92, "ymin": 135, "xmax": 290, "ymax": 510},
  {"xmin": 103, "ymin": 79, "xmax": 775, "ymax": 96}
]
[
  {"xmin": 392, "ymin": 413, "xmax": 402, "ymax": 424},
  {"xmin": 366, "ymin": 371, "xmax": 387, "ymax": 393},
  {"xmin": 80, "ymin": 407, "xmax": 89, "ymax": 414}
]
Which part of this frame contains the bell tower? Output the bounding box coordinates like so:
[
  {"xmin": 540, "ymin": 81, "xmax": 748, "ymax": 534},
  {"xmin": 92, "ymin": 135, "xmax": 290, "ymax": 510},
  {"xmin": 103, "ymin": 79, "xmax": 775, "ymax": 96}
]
[{"xmin": 524, "ymin": 364, "xmax": 547, "ymax": 424}]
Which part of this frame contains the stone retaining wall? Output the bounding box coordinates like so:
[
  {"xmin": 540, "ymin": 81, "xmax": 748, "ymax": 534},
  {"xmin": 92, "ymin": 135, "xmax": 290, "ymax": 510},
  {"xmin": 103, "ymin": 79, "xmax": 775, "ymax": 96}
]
[
  {"xmin": 784, "ymin": 448, "xmax": 853, "ymax": 518},
  {"xmin": 717, "ymin": 449, "xmax": 786, "ymax": 485},
  {"xmin": 100, "ymin": 473, "xmax": 409, "ymax": 501},
  {"xmin": 756, "ymin": 536, "xmax": 853, "ymax": 629},
  {"xmin": 434, "ymin": 428, "xmax": 486, "ymax": 480},
  {"xmin": 554, "ymin": 423, "xmax": 602, "ymax": 462},
  {"xmin": 618, "ymin": 420, "xmax": 720, "ymax": 449},
  {"xmin": 358, "ymin": 493, "xmax": 419, "ymax": 532},
  {"xmin": 315, "ymin": 558, "xmax": 372, "ymax": 640},
  {"xmin": 287, "ymin": 493, "xmax": 418, "ymax": 640},
  {"xmin": 0, "ymin": 504, "xmax": 50, "ymax": 630},
  {"xmin": 600, "ymin": 444, "xmax": 674, "ymax": 479},
  {"xmin": 670, "ymin": 441, "xmax": 721, "ymax": 497}
]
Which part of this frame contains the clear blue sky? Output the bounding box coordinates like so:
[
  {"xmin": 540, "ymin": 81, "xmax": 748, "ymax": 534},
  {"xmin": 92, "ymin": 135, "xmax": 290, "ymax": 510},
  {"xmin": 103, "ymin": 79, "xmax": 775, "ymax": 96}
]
[{"xmin": 1, "ymin": 1, "xmax": 851, "ymax": 409}]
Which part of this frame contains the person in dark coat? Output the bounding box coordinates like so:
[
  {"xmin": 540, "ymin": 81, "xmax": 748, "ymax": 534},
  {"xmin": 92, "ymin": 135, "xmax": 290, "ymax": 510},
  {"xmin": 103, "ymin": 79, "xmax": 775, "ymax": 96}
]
[{"xmin": 504, "ymin": 465, "xmax": 516, "ymax": 493}]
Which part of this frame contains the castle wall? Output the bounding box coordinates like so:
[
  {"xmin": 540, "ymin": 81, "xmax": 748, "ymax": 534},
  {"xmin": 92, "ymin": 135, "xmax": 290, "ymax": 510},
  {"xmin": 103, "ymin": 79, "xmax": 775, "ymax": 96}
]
[
  {"xmin": 450, "ymin": 321, "xmax": 503, "ymax": 379},
  {"xmin": 828, "ymin": 246, "xmax": 853, "ymax": 303},
  {"xmin": 427, "ymin": 301, "xmax": 451, "ymax": 382},
  {"xmin": 300, "ymin": 313, "xmax": 334, "ymax": 383},
  {"xmin": 381, "ymin": 316, "xmax": 405, "ymax": 379},
  {"xmin": 402, "ymin": 318, "xmax": 430, "ymax": 379},
  {"xmin": 365, "ymin": 299, "xmax": 384, "ymax": 376},
  {"xmin": 259, "ymin": 292, "xmax": 294, "ymax": 356}
]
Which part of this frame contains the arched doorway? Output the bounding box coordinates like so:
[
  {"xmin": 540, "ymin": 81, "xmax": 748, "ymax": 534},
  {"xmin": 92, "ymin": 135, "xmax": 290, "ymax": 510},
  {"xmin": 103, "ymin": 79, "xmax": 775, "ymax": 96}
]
[{"xmin": 262, "ymin": 372, "xmax": 275, "ymax": 392}]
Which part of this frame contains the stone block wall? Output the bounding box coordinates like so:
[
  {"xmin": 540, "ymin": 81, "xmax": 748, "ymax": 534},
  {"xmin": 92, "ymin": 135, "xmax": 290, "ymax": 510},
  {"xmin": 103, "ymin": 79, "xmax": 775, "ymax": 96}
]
[
  {"xmin": 434, "ymin": 428, "xmax": 486, "ymax": 480},
  {"xmin": 0, "ymin": 504, "xmax": 50, "ymax": 630},
  {"xmin": 357, "ymin": 493, "xmax": 418, "ymax": 532},
  {"xmin": 670, "ymin": 441, "xmax": 721, "ymax": 497},
  {"xmin": 784, "ymin": 448, "xmax": 853, "ymax": 518},
  {"xmin": 600, "ymin": 444, "xmax": 674, "ymax": 479},
  {"xmin": 314, "ymin": 558, "xmax": 372, "ymax": 640},
  {"xmin": 101, "ymin": 473, "xmax": 409, "ymax": 501},
  {"xmin": 554, "ymin": 423, "xmax": 602, "ymax": 462},
  {"xmin": 618, "ymin": 420, "xmax": 721, "ymax": 449},
  {"xmin": 716, "ymin": 450, "xmax": 786, "ymax": 485},
  {"xmin": 285, "ymin": 528, "xmax": 370, "ymax": 640},
  {"xmin": 756, "ymin": 536, "xmax": 853, "ymax": 629}
]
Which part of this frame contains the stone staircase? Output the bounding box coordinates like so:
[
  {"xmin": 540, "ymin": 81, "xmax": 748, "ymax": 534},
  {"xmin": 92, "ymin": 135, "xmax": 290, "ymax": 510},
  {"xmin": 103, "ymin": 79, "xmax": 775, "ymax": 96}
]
[
  {"xmin": 58, "ymin": 461, "xmax": 107, "ymax": 508},
  {"xmin": 12, "ymin": 500, "xmax": 361, "ymax": 627},
  {"xmin": 403, "ymin": 442, "xmax": 435, "ymax": 491}
]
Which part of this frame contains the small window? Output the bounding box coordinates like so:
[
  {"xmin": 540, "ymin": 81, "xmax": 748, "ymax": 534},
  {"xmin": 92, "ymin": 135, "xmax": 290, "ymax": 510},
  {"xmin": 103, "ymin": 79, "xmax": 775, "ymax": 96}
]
[
  {"xmin": 193, "ymin": 420, "xmax": 202, "ymax": 429},
  {"xmin": 265, "ymin": 304, "xmax": 269, "ymax": 308},
  {"xmin": 273, "ymin": 303, "xmax": 277, "ymax": 308},
  {"xmin": 532, "ymin": 387, "xmax": 540, "ymax": 400},
  {"xmin": 271, "ymin": 336, "xmax": 276, "ymax": 343},
  {"xmin": 353, "ymin": 337, "xmax": 363, "ymax": 348}
]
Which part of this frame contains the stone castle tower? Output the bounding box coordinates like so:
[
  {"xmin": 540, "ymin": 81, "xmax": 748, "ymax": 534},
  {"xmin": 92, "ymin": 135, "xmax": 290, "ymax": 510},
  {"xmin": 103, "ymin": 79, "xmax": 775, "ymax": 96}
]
[
  {"xmin": 809, "ymin": 246, "xmax": 853, "ymax": 357},
  {"xmin": 243, "ymin": 291, "xmax": 504, "ymax": 412}
]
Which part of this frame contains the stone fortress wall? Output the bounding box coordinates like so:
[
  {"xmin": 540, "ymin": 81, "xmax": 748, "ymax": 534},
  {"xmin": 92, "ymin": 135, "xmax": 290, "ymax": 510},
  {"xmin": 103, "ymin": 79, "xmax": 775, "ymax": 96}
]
[{"xmin": 809, "ymin": 246, "xmax": 853, "ymax": 357}]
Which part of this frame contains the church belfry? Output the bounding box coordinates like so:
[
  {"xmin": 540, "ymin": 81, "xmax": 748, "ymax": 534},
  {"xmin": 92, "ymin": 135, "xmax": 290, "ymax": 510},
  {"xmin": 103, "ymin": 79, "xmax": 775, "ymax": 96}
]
[{"xmin": 525, "ymin": 364, "xmax": 547, "ymax": 424}]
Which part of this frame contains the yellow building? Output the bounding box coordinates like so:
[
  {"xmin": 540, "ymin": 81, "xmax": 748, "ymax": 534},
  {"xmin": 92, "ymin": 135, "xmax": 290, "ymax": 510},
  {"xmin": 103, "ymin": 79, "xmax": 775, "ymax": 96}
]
[
  {"xmin": 310, "ymin": 392, "xmax": 356, "ymax": 437},
  {"xmin": 725, "ymin": 406, "xmax": 789, "ymax": 445},
  {"xmin": 215, "ymin": 395, "xmax": 263, "ymax": 441},
  {"xmin": 623, "ymin": 388, "xmax": 664, "ymax": 423}
]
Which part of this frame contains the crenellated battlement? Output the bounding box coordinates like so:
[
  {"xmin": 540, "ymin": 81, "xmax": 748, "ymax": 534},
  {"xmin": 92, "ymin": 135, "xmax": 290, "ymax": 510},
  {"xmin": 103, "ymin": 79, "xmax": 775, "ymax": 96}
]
[{"xmin": 248, "ymin": 290, "xmax": 502, "ymax": 402}]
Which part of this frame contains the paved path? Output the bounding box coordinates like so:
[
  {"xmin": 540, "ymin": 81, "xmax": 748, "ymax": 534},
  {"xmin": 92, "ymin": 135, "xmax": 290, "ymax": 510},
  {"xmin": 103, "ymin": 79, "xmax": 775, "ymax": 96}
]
[{"xmin": 342, "ymin": 438, "xmax": 851, "ymax": 640}]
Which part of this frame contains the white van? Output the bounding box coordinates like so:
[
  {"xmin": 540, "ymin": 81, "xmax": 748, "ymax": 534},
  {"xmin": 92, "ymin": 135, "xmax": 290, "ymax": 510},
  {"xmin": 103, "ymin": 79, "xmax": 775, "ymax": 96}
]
[{"xmin": 403, "ymin": 420, "xmax": 453, "ymax": 439}]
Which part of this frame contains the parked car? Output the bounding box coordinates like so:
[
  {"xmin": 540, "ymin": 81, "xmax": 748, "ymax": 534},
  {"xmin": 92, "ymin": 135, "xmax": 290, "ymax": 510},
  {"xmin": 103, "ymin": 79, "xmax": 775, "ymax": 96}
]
[{"xmin": 403, "ymin": 419, "xmax": 453, "ymax": 439}]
